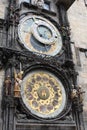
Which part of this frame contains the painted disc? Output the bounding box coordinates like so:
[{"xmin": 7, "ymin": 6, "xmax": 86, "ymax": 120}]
[{"xmin": 21, "ymin": 70, "xmax": 66, "ymax": 119}]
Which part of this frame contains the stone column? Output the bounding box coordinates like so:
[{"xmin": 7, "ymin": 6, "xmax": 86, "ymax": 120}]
[
  {"xmin": 0, "ymin": 0, "xmax": 8, "ymax": 19},
  {"xmin": 0, "ymin": 70, "xmax": 5, "ymax": 130}
]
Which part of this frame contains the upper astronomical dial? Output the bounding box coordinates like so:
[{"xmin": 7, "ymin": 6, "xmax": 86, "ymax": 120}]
[{"xmin": 18, "ymin": 15, "xmax": 62, "ymax": 56}]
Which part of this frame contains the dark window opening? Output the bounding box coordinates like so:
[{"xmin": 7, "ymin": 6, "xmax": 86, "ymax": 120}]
[
  {"xmin": 75, "ymin": 47, "xmax": 81, "ymax": 67},
  {"xmin": 20, "ymin": 0, "xmax": 31, "ymax": 4},
  {"xmin": 84, "ymin": 0, "xmax": 87, "ymax": 6},
  {"xmin": 43, "ymin": 2, "xmax": 50, "ymax": 10},
  {"xmin": 85, "ymin": 51, "xmax": 87, "ymax": 57},
  {"xmin": 79, "ymin": 48, "xmax": 87, "ymax": 58}
]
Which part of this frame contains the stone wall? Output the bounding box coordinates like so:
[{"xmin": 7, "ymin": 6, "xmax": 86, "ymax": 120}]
[{"xmin": 68, "ymin": 0, "xmax": 87, "ymax": 128}]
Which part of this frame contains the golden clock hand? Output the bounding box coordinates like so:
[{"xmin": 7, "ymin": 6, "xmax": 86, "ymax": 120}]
[{"xmin": 32, "ymin": 16, "xmax": 37, "ymax": 22}]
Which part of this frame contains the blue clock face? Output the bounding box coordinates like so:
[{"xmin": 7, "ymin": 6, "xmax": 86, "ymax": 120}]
[
  {"xmin": 18, "ymin": 15, "xmax": 62, "ymax": 56},
  {"xmin": 37, "ymin": 25, "xmax": 52, "ymax": 40}
]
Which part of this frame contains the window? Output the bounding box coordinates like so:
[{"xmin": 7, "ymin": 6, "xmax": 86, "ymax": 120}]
[
  {"xmin": 19, "ymin": 0, "xmax": 31, "ymax": 4},
  {"xmin": 79, "ymin": 48, "xmax": 87, "ymax": 58},
  {"xmin": 84, "ymin": 0, "xmax": 87, "ymax": 6},
  {"xmin": 85, "ymin": 51, "xmax": 87, "ymax": 57},
  {"xmin": 75, "ymin": 47, "xmax": 81, "ymax": 67},
  {"xmin": 43, "ymin": 2, "xmax": 50, "ymax": 10}
]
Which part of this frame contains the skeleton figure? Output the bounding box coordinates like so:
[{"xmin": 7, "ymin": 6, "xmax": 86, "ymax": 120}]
[
  {"xmin": 33, "ymin": 0, "xmax": 44, "ymax": 7},
  {"xmin": 71, "ymin": 86, "xmax": 85, "ymax": 103},
  {"xmin": 71, "ymin": 89, "xmax": 78, "ymax": 99}
]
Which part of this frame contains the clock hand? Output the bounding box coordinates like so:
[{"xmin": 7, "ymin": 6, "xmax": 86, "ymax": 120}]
[
  {"xmin": 32, "ymin": 16, "xmax": 37, "ymax": 22},
  {"xmin": 45, "ymin": 44, "xmax": 50, "ymax": 52}
]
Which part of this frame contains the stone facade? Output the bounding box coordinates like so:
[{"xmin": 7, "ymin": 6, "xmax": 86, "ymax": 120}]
[
  {"xmin": 0, "ymin": 70, "xmax": 4, "ymax": 130},
  {"xmin": 68, "ymin": 0, "xmax": 87, "ymax": 128},
  {"xmin": 0, "ymin": 1, "xmax": 7, "ymax": 128},
  {"xmin": 0, "ymin": 0, "xmax": 87, "ymax": 129}
]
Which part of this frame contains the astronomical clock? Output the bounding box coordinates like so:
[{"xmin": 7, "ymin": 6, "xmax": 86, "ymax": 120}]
[
  {"xmin": 18, "ymin": 15, "xmax": 62, "ymax": 56},
  {"xmin": 0, "ymin": 0, "xmax": 85, "ymax": 130}
]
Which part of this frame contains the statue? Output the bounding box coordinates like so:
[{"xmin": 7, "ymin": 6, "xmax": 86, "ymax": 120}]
[
  {"xmin": 33, "ymin": 0, "xmax": 44, "ymax": 8},
  {"xmin": 71, "ymin": 86, "xmax": 85, "ymax": 105},
  {"xmin": 71, "ymin": 89, "xmax": 78, "ymax": 99},
  {"xmin": 14, "ymin": 71, "xmax": 23, "ymax": 97},
  {"xmin": 77, "ymin": 86, "xmax": 85, "ymax": 103},
  {"xmin": 4, "ymin": 75, "xmax": 11, "ymax": 96}
]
